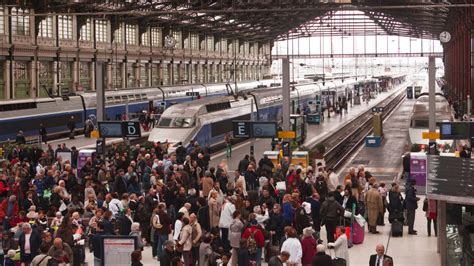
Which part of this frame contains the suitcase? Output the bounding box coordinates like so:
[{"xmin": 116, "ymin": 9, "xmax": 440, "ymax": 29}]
[
  {"xmin": 352, "ymin": 221, "xmax": 365, "ymax": 244},
  {"xmin": 391, "ymin": 220, "xmax": 403, "ymax": 237}
]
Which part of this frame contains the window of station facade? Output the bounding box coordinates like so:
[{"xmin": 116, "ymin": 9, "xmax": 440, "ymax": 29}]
[
  {"xmin": 38, "ymin": 61, "xmax": 53, "ymax": 97},
  {"xmin": 95, "ymin": 19, "xmax": 108, "ymax": 43},
  {"xmin": 141, "ymin": 30, "xmax": 149, "ymax": 46},
  {"xmin": 14, "ymin": 61, "xmax": 31, "ymax": 99},
  {"xmin": 172, "ymin": 64, "xmax": 179, "ymax": 84},
  {"xmin": 183, "ymin": 34, "xmax": 190, "ymax": 50},
  {"xmin": 113, "ymin": 23, "xmax": 123, "ymax": 44},
  {"xmin": 0, "ymin": 7, "xmax": 4, "ymax": 34},
  {"xmin": 38, "ymin": 16, "xmax": 53, "ymax": 38},
  {"xmin": 151, "ymin": 28, "xmax": 161, "ymax": 47},
  {"xmin": 111, "ymin": 62, "xmax": 122, "ymax": 88},
  {"xmin": 220, "ymin": 39, "xmax": 227, "ymax": 53},
  {"xmin": 80, "ymin": 19, "xmax": 92, "ymax": 41},
  {"xmin": 126, "ymin": 24, "xmax": 137, "ymax": 45},
  {"xmin": 191, "ymin": 34, "xmax": 199, "ymax": 50},
  {"xmin": 12, "ymin": 8, "xmax": 30, "ymax": 36},
  {"xmin": 58, "ymin": 15, "xmax": 73, "ymax": 39},
  {"xmin": 172, "ymin": 30, "xmax": 182, "ymax": 49},
  {"xmin": 214, "ymin": 37, "xmax": 220, "ymax": 52},
  {"xmin": 140, "ymin": 63, "xmax": 147, "ymax": 87},
  {"xmin": 79, "ymin": 62, "xmax": 91, "ymax": 91},
  {"xmin": 127, "ymin": 63, "xmax": 136, "ymax": 87},
  {"xmin": 151, "ymin": 64, "xmax": 160, "ymax": 86},
  {"xmin": 162, "ymin": 65, "xmax": 169, "ymax": 85},
  {"xmin": 207, "ymin": 36, "xmax": 214, "ymax": 52}
]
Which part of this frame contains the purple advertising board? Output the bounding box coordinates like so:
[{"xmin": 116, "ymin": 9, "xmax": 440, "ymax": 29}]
[{"xmin": 410, "ymin": 152, "xmax": 427, "ymax": 187}]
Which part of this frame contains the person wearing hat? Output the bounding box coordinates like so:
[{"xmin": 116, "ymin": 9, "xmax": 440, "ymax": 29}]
[{"xmin": 311, "ymin": 244, "xmax": 332, "ymax": 266}]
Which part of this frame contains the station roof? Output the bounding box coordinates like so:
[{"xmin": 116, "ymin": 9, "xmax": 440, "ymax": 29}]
[{"xmin": 28, "ymin": 1, "xmax": 472, "ymax": 42}]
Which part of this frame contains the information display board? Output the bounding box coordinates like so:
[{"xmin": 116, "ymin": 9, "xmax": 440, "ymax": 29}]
[
  {"xmin": 440, "ymin": 122, "xmax": 470, "ymax": 140},
  {"xmin": 101, "ymin": 236, "xmax": 137, "ymax": 266},
  {"xmin": 252, "ymin": 122, "xmax": 277, "ymax": 138},
  {"xmin": 98, "ymin": 122, "xmax": 123, "ymax": 138}
]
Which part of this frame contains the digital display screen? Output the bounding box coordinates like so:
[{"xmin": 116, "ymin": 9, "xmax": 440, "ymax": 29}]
[
  {"xmin": 98, "ymin": 122, "xmax": 123, "ymax": 138},
  {"xmin": 440, "ymin": 122, "xmax": 470, "ymax": 140},
  {"xmin": 252, "ymin": 122, "xmax": 277, "ymax": 138}
]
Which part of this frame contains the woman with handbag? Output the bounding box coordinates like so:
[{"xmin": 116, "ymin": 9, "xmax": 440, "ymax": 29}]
[{"xmin": 229, "ymin": 211, "xmax": 244, "ymax": 266}]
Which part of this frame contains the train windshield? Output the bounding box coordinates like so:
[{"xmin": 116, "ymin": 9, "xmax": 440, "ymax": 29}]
[
  {"xmin": 158, "ymin": 117, "xmax": 195, "ymax": 128},
  {"xmin": 412, "ymin": 119, "xmax": 429, "ymax": 128}
]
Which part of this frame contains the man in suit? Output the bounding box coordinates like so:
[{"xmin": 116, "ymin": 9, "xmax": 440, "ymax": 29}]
[
  {"xmin": 19, "ymin": 223, "xmax": 42, "ymax": 265},
  {"xmin": 369, "ymin": 244, "xmax": 393, "ymax": 266}
]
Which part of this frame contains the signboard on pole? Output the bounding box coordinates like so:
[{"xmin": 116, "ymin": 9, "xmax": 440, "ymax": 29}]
[
  {"xmin": 101, "ymin": 236, "xmax": 137, "ymax": 266},
  {"xmin": 98, "ymin": 122, "xmax": 123, "ymax": 138},
  {"xmin": 232, "ymin": 121, "xmax": 251, "ymax": 138},
  {"xmin": 122, "ymin": 121, "xmax": 141, "ymax": 138},
  {"xmin": 440, "ymin": 122, "xmax": 470, "ymax": 140}
]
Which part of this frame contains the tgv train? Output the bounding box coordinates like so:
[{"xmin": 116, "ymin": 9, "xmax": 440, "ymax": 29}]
[
  {"xmin": 408, "ymin": 81, "xmax": 453, "ymax": 147},
  {"xmin": 149, "ymin": 77, "xmax": 379, "ymax": 149},
  {"xmin": 0, "ymin": 80, "xmax": 281, "ymax": 142}
]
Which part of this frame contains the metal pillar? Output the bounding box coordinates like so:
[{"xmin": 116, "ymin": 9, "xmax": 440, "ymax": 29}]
[
  {"xmin": 437, "ymin": 200, "xmax": 447, "ymax": 265},
  {"xmin": 282, "ymin": 58, "xmax": 290, "ymax": 131},
  {"xmin": 428, "ymin": 56, "xmax": 437, "ymax": 154},
  {"xmin": 250, "ymin": 98, "xmax": 255, "ymax": 156},
  {"xmin": 96, "ymin": 61, "xmax": 105, "ymax": 121}
]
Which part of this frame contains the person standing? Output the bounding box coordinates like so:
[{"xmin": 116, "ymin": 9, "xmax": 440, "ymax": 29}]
[
  {"xmin": 67, "ymin": 116, "xmax": 76, "ymax": 139},
  {"xmin": 423, "ymin": 199, "xmax": 438, "ymax": 237},
  {"xmin": 365, "ymin": 183, "xmax": 384, "ymax": 234},
  {"xmin": 177, "ymin": 217, "xmax": 193, "ymax": 266},
  {"xmin": 219, "ymin": 196, "xmax": 236, "ymax": 253},
  {"xmin": 369, "ymin": 244, "xmax": 393, "ymax": 266},
  {"xmin": 280, "ymin": 227, "xmax": 302, "ymax": 266},
  {"xmin": 18, "ymin": 223, "xmax": 42, "ymax": 265},
  {"xmin": 39, "ymin": 124, "xmax": 47, "ymax": 144},
  {"xmin": 320, "ymin": 192, "xmax": 345, "ymax": 243},
  {"xmin": 154, "ymin": 203, "xmax": 172, "ymax": 259},
  {"xmin": 311, "ymin": 244, "xmax": 332, "ymax": 266},
  {"xmin": 402, "ymin": 152, "xmax": 411, "ymax": 185},
  {"xmin": 405, "ymin": 180, "xmax": 420, "ymax": 235},
  {"xmin": 328, "ymin": 226, "xmax": 350, "ymax": 266},
  {"xmin": 224, "ymin": 133, "xmax": 232, "ymax": 158},
  {"xmin": 229, "ymin": 211, "xmax": 244, "ymax": 266}
]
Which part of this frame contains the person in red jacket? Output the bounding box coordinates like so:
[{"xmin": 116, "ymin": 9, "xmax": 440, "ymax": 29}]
[
  {"xmin": 0, "ymin": 195, "xmax": 19, "ymax": 230},
  {"xmin": 300, "ymin": 227, "xmax": 317, "ymax": 266},
  {"xmin": 242, "ymin": 219, "xmax": 265, "ymax": 266}
]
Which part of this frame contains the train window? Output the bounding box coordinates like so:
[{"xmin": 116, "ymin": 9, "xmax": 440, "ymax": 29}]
[
  {"xmin": 158, "ymin": 118, "xmax": 172, "ymax": 127},
  {"xmin": 121, "ymin": 95, "xmax": 128, "ymax": 101},
  {"xmin": 0, "ymin": 101, "xmax": 37, "ymax": 111},
  {"xmin": 173, "ymin": 117, "xmax": 195, "ymax": 128}
]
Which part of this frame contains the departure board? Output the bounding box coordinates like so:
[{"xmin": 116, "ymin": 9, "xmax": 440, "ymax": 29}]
[{"xmin": 427, "ymin": 156, "xmax": 474, "ymax": 204}]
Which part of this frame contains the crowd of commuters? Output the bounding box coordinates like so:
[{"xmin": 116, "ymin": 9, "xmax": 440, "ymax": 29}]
[{"xmin": 0, "ymin": 135, "xmax": 429, "ymax": 266}]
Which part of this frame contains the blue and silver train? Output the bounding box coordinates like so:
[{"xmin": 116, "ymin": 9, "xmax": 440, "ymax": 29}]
[
  {"xmin": 0, "ymin": 80, "xmax": 280, "ymax": 142},
  {"xmin": 149, "ymin": 77, "xmax": 380, "ymax": 150}
]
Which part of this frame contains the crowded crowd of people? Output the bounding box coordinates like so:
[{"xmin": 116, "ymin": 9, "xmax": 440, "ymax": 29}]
[{"xmin": 0, "ymin": 136, "xmax": 417, "ymax": 266}]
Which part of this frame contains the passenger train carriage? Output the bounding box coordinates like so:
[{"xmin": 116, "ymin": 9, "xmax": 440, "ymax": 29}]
[
  {"xmin": 0, "ymin": 80, "xmax": 278, "ymax": 142},
  {"xmin": 149, "ymin": 76, "xmax": 387, "ymax": 150}
]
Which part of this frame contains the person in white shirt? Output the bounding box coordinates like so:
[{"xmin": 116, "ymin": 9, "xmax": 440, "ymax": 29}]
[
  {"xmin": 173, "ymin": 213, "xmax": 184, "ymax": 241},
  {"xmin": 327, "ymin": 168, "xmax": 339, "ymax": 192},
  {"xmin": 219, "ymin": 196, "xmax": 236, "ymax": 253},
  {"xmin": 280, "ymin": 227, "xmax": 302, "ymax": 266},
  {"xmin": 106, "ymin": 194, "xmax": 123, "ymax": 218},
  {"xmin": 328, "ymin": 226, "xmax": 350, "ymax": 265}
]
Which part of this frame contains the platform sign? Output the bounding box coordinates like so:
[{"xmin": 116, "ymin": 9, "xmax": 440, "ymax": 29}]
[
  {"xmin": 122, "ymin": 121, "xmax": 141, "ymax": 138},
  {"xmin": 440, "ymin": 122, "xmax": 470, "ymax": 140},
  {"xmin": 252, "ymin": 122, "xmax": 278, "ymax": 138},
  {"xmin": 96, "ymin": 139, "xmax": 105, "ymax": 154},
  {"xmin": 278, "ymin": 131, "xmax": 296, "ymax": 139},
  {"xmin": 422, "ymin": 132, "xmax": 440, "ymax": 140},
  {"xmin": 232, "ymin": 121, "xmax": 251, "ymax": 138},
  {"xmin": 98, "ymin": 122, "xmax": 123, "ymax": 138}
]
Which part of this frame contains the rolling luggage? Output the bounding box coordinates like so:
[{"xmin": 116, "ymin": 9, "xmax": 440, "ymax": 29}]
[
  {"xmin": 335, "ymin": 226, "xmax": 351, "ymax": 241},
  {"xmin": 392, "ymin": 220, "xmax": 403, "ymax": 237},
  {"xmin": 352, "ymin": 221, "xmax": 365, "ymax": 244}
]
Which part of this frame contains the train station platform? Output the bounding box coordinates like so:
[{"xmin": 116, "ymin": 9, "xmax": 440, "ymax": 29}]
[
  {"xmin": 340, "ymin": 96, "xmax": 416, "ymax": 183},
  {"xmin": 210, "ymin": 82, "xmax": 409, "ymax": 169}
]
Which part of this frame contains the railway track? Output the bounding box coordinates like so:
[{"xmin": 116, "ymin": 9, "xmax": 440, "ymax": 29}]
[{"xmin": 315, "ymin": 89, "xmax": 406, "ymax": 171}]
